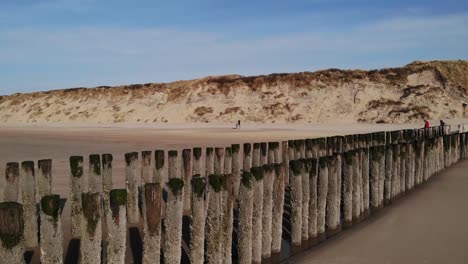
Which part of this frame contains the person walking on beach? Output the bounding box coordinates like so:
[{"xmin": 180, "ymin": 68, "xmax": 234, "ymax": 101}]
[
  {"xmin": 237, "ymin": 120, "xmax": 241, "ymax": 129},
  {"xmin": 424, "ymin": 119, "xmax": 430, "ymax": 128},
  {"xmin": 440, "ymin": 119, "xmax": 446, "ymax": 134}
]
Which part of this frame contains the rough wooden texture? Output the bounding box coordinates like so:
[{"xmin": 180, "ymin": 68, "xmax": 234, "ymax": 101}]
[
  {"xmin": 0, "ymin": 202, "xmax": 24, "ymax": 264},
  {"xmin": 80, "ymin": 192, "xmax": 102, "ymax": 264},
  {"xmin": 4, "ymin": 162, "xmax": 19, "ymax": 202},
  {"xmin": 70, "ymin": 156, "xmax": 84, "ymax": 238},
  {"xmin": 38, "ymin": 159, "xmax": 52, "ymax": 198},
  {"xmin": 143, "ymin": 183, "xmax": 162, "ymax": 264},
  {"xmin": 125, "ymin": 152, "xmax": 139, "ymax": 224},
  {"xmin": 20, "ymin": 161, "xmax": 38, "ymax": 247},
  {"xmin": 271, "ymin": 164, "xmax": 285, "ymax": 254},
  {"xmin": 40, "ymin": 195, "xmax": 63, "ymax": 264}
]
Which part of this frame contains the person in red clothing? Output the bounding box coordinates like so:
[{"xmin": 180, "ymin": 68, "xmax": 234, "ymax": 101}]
[{"xmin": 424, "ymin": 119, "xmax": 430, "ymax": 128}]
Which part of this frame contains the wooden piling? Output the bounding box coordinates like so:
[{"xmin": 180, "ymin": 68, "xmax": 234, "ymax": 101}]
[
  {"xmin": 0, "ymin": 202, "xmax": 24, "ymax": 264},
  {"xmin": 182, "ymin": 149, "xmax": 192, "ymax": 213},
  {"xmin": 81, "ymin": 192, "xmax": 102, "ymax": 264},
  {"xmin": 143, "ymin": 183, "xmax": 162, "ymax": 264},
  {"xmin": 125, "ymin": 152, "xmax": 139, "ymax": 224},
  {"xmin": 251, "ymin": 166, "xmax": 263, "ymax": 264},
  {"xmin": 190, "ymin": 148, "xmax": 205, "ymax": 264},
  {"xmin": 106, "ymin": 189, "xmax": 127, "ymax": 264},
  {"xmin": 289, "ymin": 160, "xmax": 303, "ymax": 246},
  {"xmin": 38, "ymin": 159, "xmax": 52, "ymax": 198},
  {"xmin": 4, "ymin": 163, "xmax": 19, "ymax": 202},
  {"xmin": 70, "ymin": 156, "xmax": 84, "ymax": 238},
  {"xmin": 271, "ymin": 164, "xmax": 285, "ymax": 255},
  {"xmin": 40, "ymin": 194, "xmax": 63, "ymax": 264},
  {"xmin": 88, "ymin": 154, "xmax": 102, "ymax": 194},
  {"xmin": 342, "ymin": 151, "xmax": 353, "ymax": 228},
  {"xmin": 20, "ymin": 161, "xmax": 38, "ymax": 247},
  {"xmin": 261, "ymin": 164, "xmax": 275, "ymax": 260},
  {"xmin": 165, "ymin": 150, "xmax": 184, "ymax": 264}
]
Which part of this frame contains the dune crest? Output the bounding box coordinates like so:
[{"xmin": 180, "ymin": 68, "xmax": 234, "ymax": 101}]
[{"xmin": 0, "ymin": 60, "xmax": 467, "ymax": 124}]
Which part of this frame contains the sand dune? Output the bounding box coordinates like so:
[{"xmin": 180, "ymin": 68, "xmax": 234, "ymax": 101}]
[{"xmin": 0, "ymin": 60, "xmax": 467, "ymax": 124}]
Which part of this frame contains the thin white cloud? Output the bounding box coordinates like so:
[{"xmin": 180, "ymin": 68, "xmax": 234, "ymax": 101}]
[{"xmin": 0, "ymin": 13, "xmax": 467, "ymax": 93}]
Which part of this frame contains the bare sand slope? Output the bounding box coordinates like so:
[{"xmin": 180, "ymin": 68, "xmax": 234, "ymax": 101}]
[
  {"xmin": 291, "ymin": 160, "xmax": 468, "ymax": 264},
  {"xmin": 0, "ymin": 60, "xmax": 466, "ymax": 124}
]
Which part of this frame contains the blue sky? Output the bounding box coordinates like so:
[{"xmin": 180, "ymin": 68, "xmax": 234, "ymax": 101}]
[{"xmin": 1, "ymin": 0, "xmax": 467, "ymax": 94}]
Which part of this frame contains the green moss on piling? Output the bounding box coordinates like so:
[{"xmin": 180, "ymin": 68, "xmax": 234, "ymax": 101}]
[
  {"xmin": 345, "ymin": 151, "xmax": 354, "ymax": 165},
  {"xmin": 82, "ymin": 193, "xmax": 100, "ymax": 236},
  {"xmin": 155, "ymin": 150, "xmax": 165, "ymax": 169},
  {"xmin": 193, "ymin": 148, "xmax": 202, "ymax": 159},
  {"xmin": 319, "ymin": 156, "xmax": 328, "ymax": 168},
  {"xmin": 262, "ymin": 164, "xmax": 275, "ymax": 174},
  {"xmin": 273, "ymin": 164, "xmax": 283, "ymax": 177},
  {"xmin": 169, "ymin": 150, "xmax": 177, "ymax": 158},
  {"xmin": 101, "ymin": 154, "xmax": 113, "ymax": 168},
  {"xmin": 41, "ymin": 195, "xmax": 60, "ymax": 223},
  {"xmin": 191, "ymin": 175, "xmax": 206, "ymax": 197},
  {"xmin": 168, "ymin": 178, "xmax": 184, "ymax": 195},
  {"xmin": 309, "ymin": 159, "xmax": 318, "ymax": 177},
  {"xmin": 251, "ymin": 166, "xmax": 263, "ymax": 181},
  {"xmin": 89, "ymin": 154, "xmax": 101, "ymax": 175},
  {"xmin": 317, "ymin": 138, "xmax": 326, "ymax": 149},
  {"xmin": 268, "ymin": 142, "xmax": 279, "ymax": 150},
  {"xmin": 208, "ymin": 174, "xmax": 225, "ymax": 192},
  {"xmin": 110, "ymin": 189, "xmax": 127, "ymax": 222},
  {"xmin": 289, "ymin": 160, "xmax": 303, "ymax": 175},
  {"xmin": 231, "ymin": 144, "xmax": 240, "ymax": 154},
  {"xmin": 69, "ymin": 156, "xmax": 83, "ymax": 178},
  {"xmin": 206, "ymin": 147, "xmax": 214, "ymax": 156},
  {"xmin": 225, "ymin": 147, "xmax": 232, "ymax": 156},
  {"xmin": 241, "ymin": 171, "xmax": 252, "ymax": 188},
  {"xmin": 260, "ymin": 143, "xmax": 267, "ymax": 155},
  {"xmin": 243, "ymin": 144, "xmax": 251, "ymax": 155}
]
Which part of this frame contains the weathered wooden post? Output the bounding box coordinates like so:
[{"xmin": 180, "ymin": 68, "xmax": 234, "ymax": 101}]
[
  {"xmin": 81, "ymin": 192, "xmax": 102, "ymax": 264},
  {"xmin": 206, "ymin": 147, "xmax": 215, "ymax": 175},
  {"xmin": 254, "ymin": 150, "xmax": 265, "ymax": 261},
  {"xmin": 271, "ymin": 163, "xmax": 285, "ymax": 255},
  {"xmin": 251, "ymin": 165, "xmax": 263, "ymax": 264},
  {"xmin": 154, "ymin": 150, "xmax": 165, "ymax": 184},
  {"xmin": 342, "ymin": 151, "xmax": 353, "ymax": 228},
  {"xmin": 369, "ymin": 147, "xmax": 380, "ymax": 210},
  {"xmin": 362, "ymin": 147, "xmax": 370, "ymax": 217},
  {"xmin": 206, "ymin": 148, "xmax": 224, "ymax": 264},
  {"xmin": 384, "ymin": 137, "xmax": 393, "ymax": 206},
  {"xmin": 261, "ymin": 164, "xmax": 275, "ymax": 260},
  {"xmin": 302, "ymin": 159, "xmax": 311, "ymax": 243},
  {"xmin": 327, "ymin": 154, "xmax": 340, "ymax": 235},
  {"xmin": 282, "ymin": 141, "xmax": 290, "ymax": 185},
  {"xmin": 20, "ymin": 161, "xmax": 37, "ymax": 247},
  {"xmin": 289, "ymin": 159, "xmax": 303, "ymax": 247},
  {"xmin": 182, "ymin": 149, "xmax": 192, "ymax": 213},
  {"xmin": 261, "ymin": 142, "xmax": 268, "ymax": 165},
  {"xmin": 317, "ymin": 156, "xmax": 328, "ymax": 242},
  {"xmin": 38, "ymin": 159, "xmax": 52, "ymax": 198},
  {"xmin": 232, "ymin": 145, "xmax": 241, "ymax": 198},
  {"xmin": 70, "ymin": 156, "xmax": 83, "ymax": 238},
  {"xmin": 143, "ymin": 183, "xmax": 162, "ymax": 264},
  {"xmin": 222, "ymin": 147, "xmax": 233, "ymax": 264},
  {"xmin": 352, "ymin": 149, "xmax": 362, "ymax": 223},
  {"xmin": 101, "ymin": 153, "xmax": 113, "ymax": 255},
  {"xmin": 165, "ymin": 150, "xmax": 184, "ymax": 264},
  {"xmin": 190, "ymin": 148, "xmax": 205, "ymax": 264},
  {"xmin": 40, "ymin": 194, "xmax": 63, "ymax": 264},
  {"xmin": 125, "ymin": 152, "xmax": 139, "ymax": 224},
  {"xmin": 88, "ymin": 154, "xmax": 102, "ymax": 193},
  {"xmin": 106, "ymin": 189, "xmax": 127, "ymax": 264},
  {"xmin": 4, "ymin": 163, "xmax": 19, "ymax": 202},
  {"xmin": 141, "ymin": 151, "xmax": 152, "ymax": 185},
  {"xmin": 0, "ymin": 202, "xmax": 24, "ymax": 264},
  {"xmin": 237, "ymin": 142, "xmax": 253, "ymax": 264},
  {"xmin": 308, "ymin": 158, "xmax": 318, "ymax": 245},
  {"xmin": 400, "ymin": 144, "xmax": 407, "ymax": 195},
  {"xmin": 102, "ymin": 154, "xmax": 113, "ymax": 192}
]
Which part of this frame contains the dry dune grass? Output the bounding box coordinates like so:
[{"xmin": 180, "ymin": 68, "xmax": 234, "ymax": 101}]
[{"xmin": 0, "ymin": 60, "xmax": 466, "ymax": 124}]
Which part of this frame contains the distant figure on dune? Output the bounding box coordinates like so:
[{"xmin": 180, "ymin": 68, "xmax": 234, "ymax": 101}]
[{"xmin": 424, "ymin": 119, "xmax": 430, "ymax": 128}]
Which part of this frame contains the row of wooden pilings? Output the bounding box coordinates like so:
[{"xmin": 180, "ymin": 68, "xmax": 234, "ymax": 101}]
[{"xmin": 1, "ymin": 127, "xmax": 467, "ymax": 264}]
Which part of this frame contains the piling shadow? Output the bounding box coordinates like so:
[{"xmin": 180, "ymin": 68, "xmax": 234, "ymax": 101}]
[
  {"xmin": 64, "ymin": 238, "xmax": 80, "ymax": 264},
  {"xmin": 129, "ymin": 227, "xmax": 143, "ymax": 264}
]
